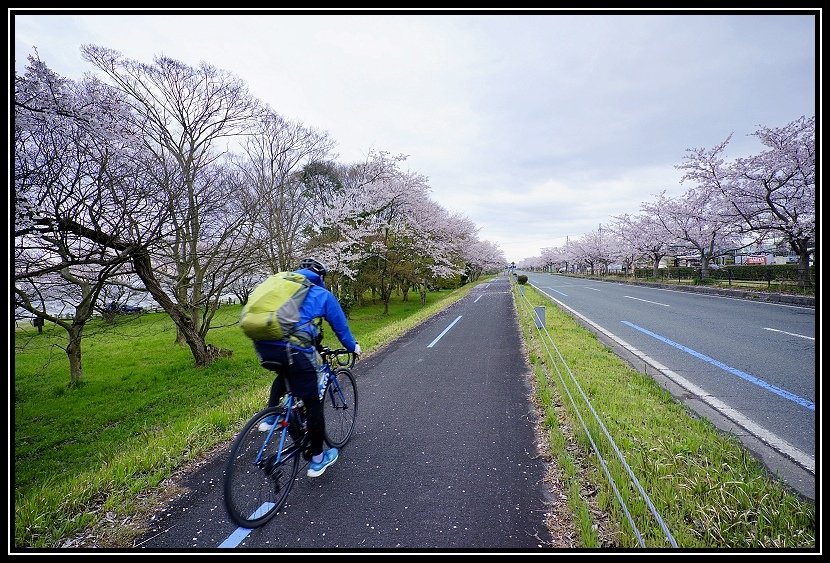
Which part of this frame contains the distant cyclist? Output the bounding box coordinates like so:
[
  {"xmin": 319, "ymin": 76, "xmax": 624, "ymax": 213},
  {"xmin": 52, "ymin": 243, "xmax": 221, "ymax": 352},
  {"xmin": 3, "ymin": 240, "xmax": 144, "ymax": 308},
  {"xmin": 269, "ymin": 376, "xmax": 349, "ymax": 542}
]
[{"xmin": 252, "ymin": 258, "xmax": 361, "ymax": 477}]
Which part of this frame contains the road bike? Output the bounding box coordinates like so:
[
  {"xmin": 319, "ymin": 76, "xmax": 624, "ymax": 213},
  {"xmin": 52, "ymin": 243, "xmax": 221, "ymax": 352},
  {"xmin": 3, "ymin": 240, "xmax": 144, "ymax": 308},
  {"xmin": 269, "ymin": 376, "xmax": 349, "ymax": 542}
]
[{"xmin": 223, "ymin": 346, "xmax": 358, "ymax": 528}]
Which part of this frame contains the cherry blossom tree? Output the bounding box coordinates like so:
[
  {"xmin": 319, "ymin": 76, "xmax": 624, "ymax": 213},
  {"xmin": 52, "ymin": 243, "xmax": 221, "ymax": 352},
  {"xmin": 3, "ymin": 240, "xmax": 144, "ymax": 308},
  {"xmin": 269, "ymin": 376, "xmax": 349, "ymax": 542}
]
[
  {"xmin": 562, "ymin": 237, "xmax": 588, "ymax": 275},
  {"xmin": 462, "ymin": 237, "xmax": 506, "ymax": 283},
  {"xmin": 728, "ymin": 116, "xmax": 815, "ymax": 286},
  {"xmin": 359, "ymin": 169, "xmax": 435, "ymax": 314},
  {"xmin": 14, "ymin": 55, "xmax": 162, "ymax": 385},
  {"xmin": 540, "ymin": 245, "xmax": 569, "ymax": 273},
  {"xmin": 301, "ymin": 149, "xmax": 492, "ymax": 311},
  {"xmin": 676, "ymin": 115, "xmax": 815, "ymax": 286},
  {"xmin": 517, "ymin": 255, "xmax": 545, "ymax": 271},
  {"xmin": 569, "ymin": 228, "xmax": 615, "ymax": 276},
  {"xmin": 610, "ymin": 212, "xmax": 670, "ymax": 277},
  {"xmin": 304, "ymin": 150, "xmax": 409, "ymax": 307},
  {"xmin": 643, "ymin": 188, "xmax": 744, "ymax": 278},
  {"xmin": 561, "ymin": 238, "xmax": 585, "ymax": 274},
  {"xmin": 601, "ymin": 230, "xmax": 634, "ymax": 276},
  {"xmin": 538, "ymin": 248, "xmax": 555, "ymax": 272},
  {"xmin": 405, "ymin": 201, "xmax": 472, "ymax": 301}
]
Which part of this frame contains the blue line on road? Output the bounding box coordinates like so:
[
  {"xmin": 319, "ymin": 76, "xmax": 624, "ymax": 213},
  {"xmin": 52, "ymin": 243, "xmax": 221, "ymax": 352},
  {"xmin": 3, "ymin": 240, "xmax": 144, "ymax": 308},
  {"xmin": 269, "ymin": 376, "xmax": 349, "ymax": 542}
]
[
  {"xmin": 219, "ymin": 502, "xmax": 275, "ymax": 547},
  {"xmin": 427, "ymin": 315, "xmax": 462, "ymax": 348},
  {"xmin": 219, "ymin": 526, "xmax": 252, "ymax": 548},
  {"xmin": 622, "ymin": 321, "xmax": 814, "ymax": 411}
]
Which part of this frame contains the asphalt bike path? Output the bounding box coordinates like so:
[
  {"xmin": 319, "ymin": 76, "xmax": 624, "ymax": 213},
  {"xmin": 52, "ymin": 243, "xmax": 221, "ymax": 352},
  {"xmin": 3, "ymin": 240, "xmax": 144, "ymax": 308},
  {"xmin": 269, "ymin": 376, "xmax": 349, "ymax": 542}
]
[{"xmin": 134, "ymin": 276, "xmax": 553, "ymax": 551}]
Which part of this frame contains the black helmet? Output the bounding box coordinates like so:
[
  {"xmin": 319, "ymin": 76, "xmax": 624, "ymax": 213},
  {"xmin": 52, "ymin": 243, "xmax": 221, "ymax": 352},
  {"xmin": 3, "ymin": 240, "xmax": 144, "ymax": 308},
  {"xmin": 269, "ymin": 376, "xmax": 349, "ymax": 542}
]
[{"xmin": 299, "ymin": 257, "xmax": 328, "ymax": 277}]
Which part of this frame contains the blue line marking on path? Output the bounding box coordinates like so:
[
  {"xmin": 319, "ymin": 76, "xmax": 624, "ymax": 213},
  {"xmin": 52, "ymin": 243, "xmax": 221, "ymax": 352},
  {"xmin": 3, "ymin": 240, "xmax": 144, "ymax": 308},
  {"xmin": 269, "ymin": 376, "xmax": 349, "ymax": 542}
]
[{"xmin": 219, "ymin": 502, "xmax": 275, "ymax": 547}]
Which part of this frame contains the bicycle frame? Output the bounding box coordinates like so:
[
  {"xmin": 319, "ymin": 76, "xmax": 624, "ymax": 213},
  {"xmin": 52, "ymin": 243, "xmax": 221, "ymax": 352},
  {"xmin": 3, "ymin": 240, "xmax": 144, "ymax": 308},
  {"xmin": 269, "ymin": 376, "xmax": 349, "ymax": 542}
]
[
  {"xmin": 258, "ymin": 356, "xmax": 349, "ymax": 465},
  {"xmin": 320, "ymin": 365, "xmax": 349, "ymax": 407},
  {"xmin": 257, "ymin": 395, "xmax": 306, "ymax": 468}
]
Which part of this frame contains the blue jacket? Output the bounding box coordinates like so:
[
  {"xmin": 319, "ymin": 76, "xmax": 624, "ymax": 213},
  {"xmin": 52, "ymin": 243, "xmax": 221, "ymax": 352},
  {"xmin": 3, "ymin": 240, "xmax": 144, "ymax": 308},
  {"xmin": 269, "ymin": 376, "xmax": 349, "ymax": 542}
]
[{"xmin": 289, "ymin": 268, "xmax": 358, "ymax": 352}]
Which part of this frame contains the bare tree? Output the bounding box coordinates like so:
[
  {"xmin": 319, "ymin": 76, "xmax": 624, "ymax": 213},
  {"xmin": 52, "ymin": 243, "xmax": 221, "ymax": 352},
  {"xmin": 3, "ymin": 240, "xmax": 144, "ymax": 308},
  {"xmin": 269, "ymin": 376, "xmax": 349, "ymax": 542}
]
[
  {"xmin": 80, "ymin": 45, "xmax": 261, "ymax": 366},
  {"xmin": 232, "ymin": 108, "xmax": 336, "ymax": 273}
]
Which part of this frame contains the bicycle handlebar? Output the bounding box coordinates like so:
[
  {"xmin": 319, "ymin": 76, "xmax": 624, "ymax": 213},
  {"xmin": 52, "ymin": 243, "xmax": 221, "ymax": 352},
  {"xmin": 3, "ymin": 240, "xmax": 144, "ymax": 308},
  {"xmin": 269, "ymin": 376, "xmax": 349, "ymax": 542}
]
[
  {"xmin": 318, "ymin": 346, "xmax": 357, "ymax": 368},
  {"xmin": 318, "ymin": 346, "xmax": 351, "ymax": 356}
]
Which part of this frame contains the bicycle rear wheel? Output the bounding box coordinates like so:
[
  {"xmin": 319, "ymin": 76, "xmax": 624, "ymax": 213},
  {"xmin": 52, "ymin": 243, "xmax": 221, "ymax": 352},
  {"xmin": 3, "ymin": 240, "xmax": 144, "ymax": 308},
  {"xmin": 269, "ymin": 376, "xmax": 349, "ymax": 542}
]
[
  {"xmin": 323, "ymin": 368, "xmax": 358, "ymax": 448},
  {"xmin": 223, "ymin": 407, "xmax": 301, "ymax": 528}
]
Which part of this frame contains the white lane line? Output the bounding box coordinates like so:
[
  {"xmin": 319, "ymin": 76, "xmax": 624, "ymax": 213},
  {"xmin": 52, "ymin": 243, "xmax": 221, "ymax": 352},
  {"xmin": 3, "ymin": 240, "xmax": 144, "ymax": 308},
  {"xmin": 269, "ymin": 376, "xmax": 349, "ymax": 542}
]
[
  {"xmin": 544, "ymin": 287, "xmax": 568, "ymax": 297},
  {"xmin": 584, "ymin": 287, "xmax": 600, "ymax": 291},
  {"xmin": 427, "ymin": 315, "xmax": 462, "ymax": 348},
  {"xmin": 764, "ymin": 327, "xmax": 814, "ymax": 341},
  {"xmin": 474, "ymin": 294, "xmax": 483, "ymax": 303},
  {"xmin": 220, "ymin": 526, "xmax": 253, "ymax": 548},
  {"xmin": 219, "ymin": 502, "xmax": 275, "ymax": 547},
  {"xmin": 625, "ymin": 295, "xmax": 670, "ymax": 307}
]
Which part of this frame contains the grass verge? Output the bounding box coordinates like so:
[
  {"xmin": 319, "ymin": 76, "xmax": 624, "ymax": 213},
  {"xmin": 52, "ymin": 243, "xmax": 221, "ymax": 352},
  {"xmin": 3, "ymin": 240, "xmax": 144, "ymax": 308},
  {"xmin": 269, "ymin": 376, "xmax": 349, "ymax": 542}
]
[{"xmin": 512, "ymin": 281, "xmax": 815, "ymax": 549}]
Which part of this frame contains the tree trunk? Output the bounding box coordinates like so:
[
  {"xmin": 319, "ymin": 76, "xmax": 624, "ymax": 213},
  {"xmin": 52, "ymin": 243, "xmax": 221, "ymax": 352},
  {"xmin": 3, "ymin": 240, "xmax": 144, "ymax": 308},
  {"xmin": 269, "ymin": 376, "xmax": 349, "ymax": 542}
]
[
  {"xmin": 132, "ymin": 250, "xmax": 212, "ymax": 367},
  {"xmin": 797, "ymin": 252, "xmax": 811, "ymax": 289},
  {"xmin": 792, "ymin": 237, "xmax": 813, "ymax": 289},
  {"xmin": 381, "ymin": 285, "xmax": 391, "ymax": 315},
  {"xmin": 66, "ymin": 323, "xmax": 84, "ymax": 387},
  {"xmin": 652, "ymin": 255, "xmax": 661, "ymax": 278},
  {"xmin": 700, "ymin": 258, "xmax": 711, "ymax": 279}
]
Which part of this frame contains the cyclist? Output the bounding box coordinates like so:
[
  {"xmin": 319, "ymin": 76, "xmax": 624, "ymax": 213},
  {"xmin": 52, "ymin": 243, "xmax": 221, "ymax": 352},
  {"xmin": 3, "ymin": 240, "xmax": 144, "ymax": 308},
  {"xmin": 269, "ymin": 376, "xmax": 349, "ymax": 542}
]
[{"xmin": 252, "ymin": 257, "xmax": 361, "ymax": 477}]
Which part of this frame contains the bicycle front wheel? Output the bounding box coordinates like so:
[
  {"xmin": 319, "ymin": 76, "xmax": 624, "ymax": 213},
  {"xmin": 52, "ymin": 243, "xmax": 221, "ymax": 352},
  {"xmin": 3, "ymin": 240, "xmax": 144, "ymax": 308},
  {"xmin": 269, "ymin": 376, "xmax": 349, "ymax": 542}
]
[
  {"xmin": 223, "ymin": 407, "xmax": 301, "ymax": 528},
  {"xmin": 323, "ymin": 367, "xmax": 358, "ymax": 447}
]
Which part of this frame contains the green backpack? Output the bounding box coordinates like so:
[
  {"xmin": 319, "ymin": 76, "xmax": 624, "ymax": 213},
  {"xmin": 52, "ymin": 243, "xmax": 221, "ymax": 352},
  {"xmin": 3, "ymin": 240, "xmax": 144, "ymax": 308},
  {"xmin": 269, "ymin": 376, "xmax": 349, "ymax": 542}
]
[{"xmin": 239, "ymin": 271, "xmax": 313, "ymax": 341}]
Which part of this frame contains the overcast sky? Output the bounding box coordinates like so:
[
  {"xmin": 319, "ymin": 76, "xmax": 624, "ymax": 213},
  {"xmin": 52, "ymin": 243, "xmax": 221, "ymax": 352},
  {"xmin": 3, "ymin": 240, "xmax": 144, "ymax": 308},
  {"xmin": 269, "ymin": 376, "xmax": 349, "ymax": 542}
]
[{"xmin": 11, "ymin": 9, "xmax": 818, "ymax": 263}]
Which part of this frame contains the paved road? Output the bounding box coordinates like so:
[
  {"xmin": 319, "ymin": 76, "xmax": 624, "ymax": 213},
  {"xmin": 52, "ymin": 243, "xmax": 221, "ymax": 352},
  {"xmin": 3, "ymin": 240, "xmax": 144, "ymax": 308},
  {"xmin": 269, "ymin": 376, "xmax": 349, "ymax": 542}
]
[
  {"xmin": 134, "ymin": 276, "xmax": 553, "ymax": 550},
  {"xmin": 522, "ymin": 271, "xmax": 815, "ymax": 501}
]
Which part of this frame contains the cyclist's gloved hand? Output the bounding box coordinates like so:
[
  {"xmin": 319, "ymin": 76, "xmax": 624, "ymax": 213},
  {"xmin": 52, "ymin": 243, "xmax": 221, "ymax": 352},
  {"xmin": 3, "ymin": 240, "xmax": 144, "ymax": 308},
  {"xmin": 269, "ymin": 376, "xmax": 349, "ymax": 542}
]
[{"xmin": 353, "ymin": 343, "xmax": 361, "ymax": 357}]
